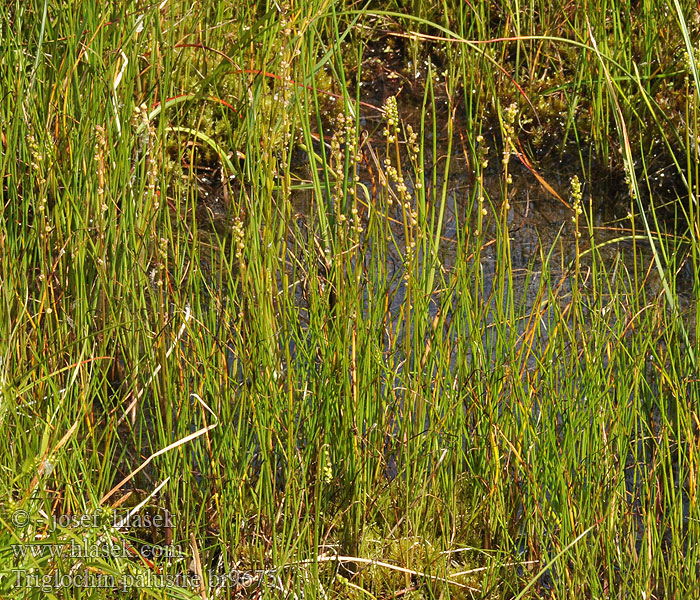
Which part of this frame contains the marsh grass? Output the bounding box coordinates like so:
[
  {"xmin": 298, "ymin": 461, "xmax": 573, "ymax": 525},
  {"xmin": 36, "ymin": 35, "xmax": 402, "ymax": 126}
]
[{"xmin": 1, "ymin": 1, "xmax": 700, "ymax": 598}]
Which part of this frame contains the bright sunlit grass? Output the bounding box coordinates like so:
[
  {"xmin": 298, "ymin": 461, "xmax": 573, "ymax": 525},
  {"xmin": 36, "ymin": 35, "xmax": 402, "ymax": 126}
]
[{"xmin": 1, "ymin": 1, "xmax": 699, "ymax": 598}]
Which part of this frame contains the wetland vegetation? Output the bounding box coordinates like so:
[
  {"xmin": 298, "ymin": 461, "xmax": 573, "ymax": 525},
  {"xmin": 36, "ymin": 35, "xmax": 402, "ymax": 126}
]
[{"xmin": 2, "ymin": 0, "xmax": 700, "ymax": 597}]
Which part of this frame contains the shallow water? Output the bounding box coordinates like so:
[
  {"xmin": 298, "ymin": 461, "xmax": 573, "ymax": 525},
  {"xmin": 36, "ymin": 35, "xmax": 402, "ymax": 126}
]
[{"xmin": 186, "ymin": 105, "xmax": 699, "ymax": 592}]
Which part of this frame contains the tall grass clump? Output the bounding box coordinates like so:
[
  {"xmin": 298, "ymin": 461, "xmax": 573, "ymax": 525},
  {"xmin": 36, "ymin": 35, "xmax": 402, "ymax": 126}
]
[{"xmin": 1, "ymin": 1, "xmax": 699, "ymax": 599}]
